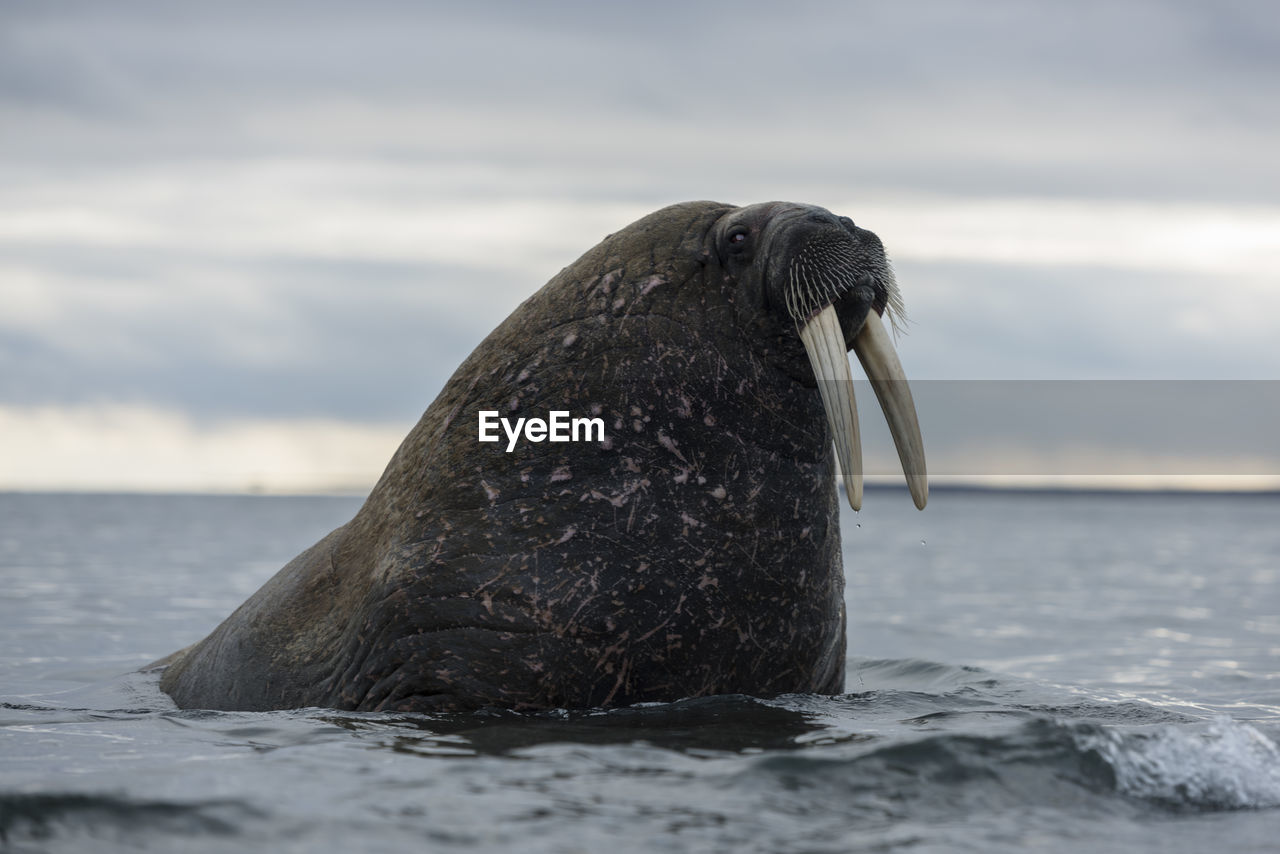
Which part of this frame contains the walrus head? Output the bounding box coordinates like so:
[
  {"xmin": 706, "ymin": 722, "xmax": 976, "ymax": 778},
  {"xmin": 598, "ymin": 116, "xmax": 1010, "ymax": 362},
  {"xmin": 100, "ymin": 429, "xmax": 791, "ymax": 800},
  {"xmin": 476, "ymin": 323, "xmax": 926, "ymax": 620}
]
[{"xmin": 710, "ymin": 202, "xmax": 927, "ymax": 511}]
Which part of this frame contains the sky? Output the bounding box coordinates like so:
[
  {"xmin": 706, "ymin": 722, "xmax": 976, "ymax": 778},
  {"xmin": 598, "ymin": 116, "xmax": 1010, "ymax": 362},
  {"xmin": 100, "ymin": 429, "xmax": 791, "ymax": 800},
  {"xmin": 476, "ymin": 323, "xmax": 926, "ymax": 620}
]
[{"xmin": 2, "ymin": 0, "xmax": 1278, "ymax": 492}]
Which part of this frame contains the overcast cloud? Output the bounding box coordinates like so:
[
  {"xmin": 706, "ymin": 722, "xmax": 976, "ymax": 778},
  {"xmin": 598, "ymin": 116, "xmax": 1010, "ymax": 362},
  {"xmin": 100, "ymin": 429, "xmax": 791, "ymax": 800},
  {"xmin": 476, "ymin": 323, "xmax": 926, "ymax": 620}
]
[{"xmin": 2, "ymin": 1, "xmax": 1277, "ymax": 491}]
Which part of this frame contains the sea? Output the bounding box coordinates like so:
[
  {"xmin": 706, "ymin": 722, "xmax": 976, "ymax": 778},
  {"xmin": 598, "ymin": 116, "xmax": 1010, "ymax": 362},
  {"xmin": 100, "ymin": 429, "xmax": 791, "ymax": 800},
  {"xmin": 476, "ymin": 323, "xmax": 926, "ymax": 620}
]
[{"xmin": 2, "ymin": 489, "xmax": 1278, "ymax": 853}]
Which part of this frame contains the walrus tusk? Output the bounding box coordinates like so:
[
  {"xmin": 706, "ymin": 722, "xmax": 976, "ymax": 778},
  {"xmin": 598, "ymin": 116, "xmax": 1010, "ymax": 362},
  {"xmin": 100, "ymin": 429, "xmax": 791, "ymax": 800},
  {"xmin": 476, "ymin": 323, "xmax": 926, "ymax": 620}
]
[
  {"xmin": 853, "ymin": 311, "xmax": 929, "ymax": 510},
  {"xmin": 799, "ymin": 304, "xmax": 864, "ymax": 511},
  {"xmin": 799, "ymin": 306, "xmax": 929, "ymax": 511}
]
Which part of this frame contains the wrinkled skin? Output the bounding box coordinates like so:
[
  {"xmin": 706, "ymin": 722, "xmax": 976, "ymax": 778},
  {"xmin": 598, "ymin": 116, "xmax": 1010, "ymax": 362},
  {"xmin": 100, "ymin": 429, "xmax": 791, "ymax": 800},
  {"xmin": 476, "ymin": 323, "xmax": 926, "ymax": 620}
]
[{"xmin": 159, "ymin": 200, "xmax": 896, "ymax": 712}]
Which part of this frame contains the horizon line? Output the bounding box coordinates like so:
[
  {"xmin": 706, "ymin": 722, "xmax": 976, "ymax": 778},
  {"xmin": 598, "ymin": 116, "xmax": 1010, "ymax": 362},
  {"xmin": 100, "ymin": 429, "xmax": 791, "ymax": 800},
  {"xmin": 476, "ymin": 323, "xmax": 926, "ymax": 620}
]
[{"xmin": 4, "ymin": 481, "xmax": 1278, "ymax": 500}]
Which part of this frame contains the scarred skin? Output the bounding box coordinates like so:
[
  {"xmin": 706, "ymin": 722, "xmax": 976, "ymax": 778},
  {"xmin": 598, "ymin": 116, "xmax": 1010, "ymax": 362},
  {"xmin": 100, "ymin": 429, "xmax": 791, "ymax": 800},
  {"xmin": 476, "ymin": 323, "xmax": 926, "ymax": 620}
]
[{"xmin": 158, "ymin": 200, "xmax": 895, "ymax": 712}]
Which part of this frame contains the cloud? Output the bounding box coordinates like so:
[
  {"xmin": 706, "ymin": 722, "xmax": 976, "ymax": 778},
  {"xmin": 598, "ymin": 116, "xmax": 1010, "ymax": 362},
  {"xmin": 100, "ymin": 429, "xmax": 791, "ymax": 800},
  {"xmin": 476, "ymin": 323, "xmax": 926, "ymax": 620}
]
[
  {"xmin": 0, "ymin": 244, "xmax": 523, "ymax": 419},
  {"xmin": 0, "ymin": 404, "xmax": 405, "ymax": 494},
  {"xmin": 1, "ymin": 1, "xmax": 1277, "ymax": 490},
  {"xmin": 894, "ymin": 258, "xmax": 1280, "ymax": 380},
  {"xmin": 5, "ymin": 381, "xmax": 1276, "ymax": 494},
  {"xmin": 4, "ymin": 1, "xmax": 1278, "ymax": 200}
]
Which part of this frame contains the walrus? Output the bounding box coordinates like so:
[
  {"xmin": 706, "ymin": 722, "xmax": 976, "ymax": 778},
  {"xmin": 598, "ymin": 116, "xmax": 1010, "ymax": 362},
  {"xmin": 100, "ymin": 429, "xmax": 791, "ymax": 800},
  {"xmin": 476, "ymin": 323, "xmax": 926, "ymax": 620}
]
[{"xmin": 157, "ymin": 200, "xmax": 927, "ymax": 712}]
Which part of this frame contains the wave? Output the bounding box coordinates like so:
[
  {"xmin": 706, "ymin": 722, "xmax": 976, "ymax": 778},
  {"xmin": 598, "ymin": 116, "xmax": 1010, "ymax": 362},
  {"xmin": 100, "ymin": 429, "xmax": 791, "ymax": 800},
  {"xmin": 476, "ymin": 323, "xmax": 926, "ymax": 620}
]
[
  {"xmin": 0, "ymin": 793, "xmax": 261, "ymax": 847},
  {"xmin": 5, "ymin": 659, "xmax": 1277, "ymax": 854},
  {"xmin": 736, "ymin": 714, "xmax": 1280, "ymax": 817},
  {"xmin": 1074, "ymin": 716, "xmax": 1280, "ymax": 811}
]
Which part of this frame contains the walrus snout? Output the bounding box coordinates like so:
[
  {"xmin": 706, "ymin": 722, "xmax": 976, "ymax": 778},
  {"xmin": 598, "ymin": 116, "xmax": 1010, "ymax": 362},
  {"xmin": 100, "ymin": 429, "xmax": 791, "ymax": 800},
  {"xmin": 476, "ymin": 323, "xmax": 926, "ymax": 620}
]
[
  {"xmin": 723, "ymin": 202, "xmax": 926, "ymax": 512},
  {"xmin": 769, "ymin": 217, "xmax": 893, "ymax": 325}
]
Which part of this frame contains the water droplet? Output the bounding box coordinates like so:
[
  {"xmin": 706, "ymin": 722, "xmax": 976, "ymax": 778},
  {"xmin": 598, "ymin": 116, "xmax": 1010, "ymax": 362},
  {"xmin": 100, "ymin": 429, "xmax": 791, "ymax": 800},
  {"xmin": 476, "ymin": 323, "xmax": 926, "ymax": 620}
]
[{"xmin": 920, "ymin": 539, "xmax": 927, "ymax": 546}]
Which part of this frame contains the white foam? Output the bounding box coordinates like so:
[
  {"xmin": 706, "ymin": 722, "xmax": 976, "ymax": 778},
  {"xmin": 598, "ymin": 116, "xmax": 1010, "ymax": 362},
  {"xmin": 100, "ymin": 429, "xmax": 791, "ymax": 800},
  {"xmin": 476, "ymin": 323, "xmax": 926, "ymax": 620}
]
[{"xmin": 1076, "ymin": 717, "xmax": 1280, "ymax": 810}]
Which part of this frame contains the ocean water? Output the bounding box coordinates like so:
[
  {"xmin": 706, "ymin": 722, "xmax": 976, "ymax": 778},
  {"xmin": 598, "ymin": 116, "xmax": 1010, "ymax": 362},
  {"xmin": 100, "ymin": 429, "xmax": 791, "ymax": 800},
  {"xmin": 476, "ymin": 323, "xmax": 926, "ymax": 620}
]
[{"xmin": 1, "ymin": 489, "xmax": 1278, "ymax": 853}]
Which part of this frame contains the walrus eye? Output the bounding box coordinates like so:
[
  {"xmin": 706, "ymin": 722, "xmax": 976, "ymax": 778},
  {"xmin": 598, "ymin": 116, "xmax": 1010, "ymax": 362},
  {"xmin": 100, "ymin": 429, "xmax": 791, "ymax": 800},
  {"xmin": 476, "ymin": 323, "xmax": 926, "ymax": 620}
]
[{"xmin": 727, "ymin": 228, "xmax": 749, "ymax": 249}]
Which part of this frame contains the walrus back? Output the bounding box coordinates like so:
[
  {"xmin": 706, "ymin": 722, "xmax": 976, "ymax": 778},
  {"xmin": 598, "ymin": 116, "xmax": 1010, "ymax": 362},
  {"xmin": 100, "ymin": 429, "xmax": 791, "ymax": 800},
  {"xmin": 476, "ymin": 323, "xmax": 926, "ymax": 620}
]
[{"xmin": 159, "ymin": 527, "xmax": 356, "ymax": 710}]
